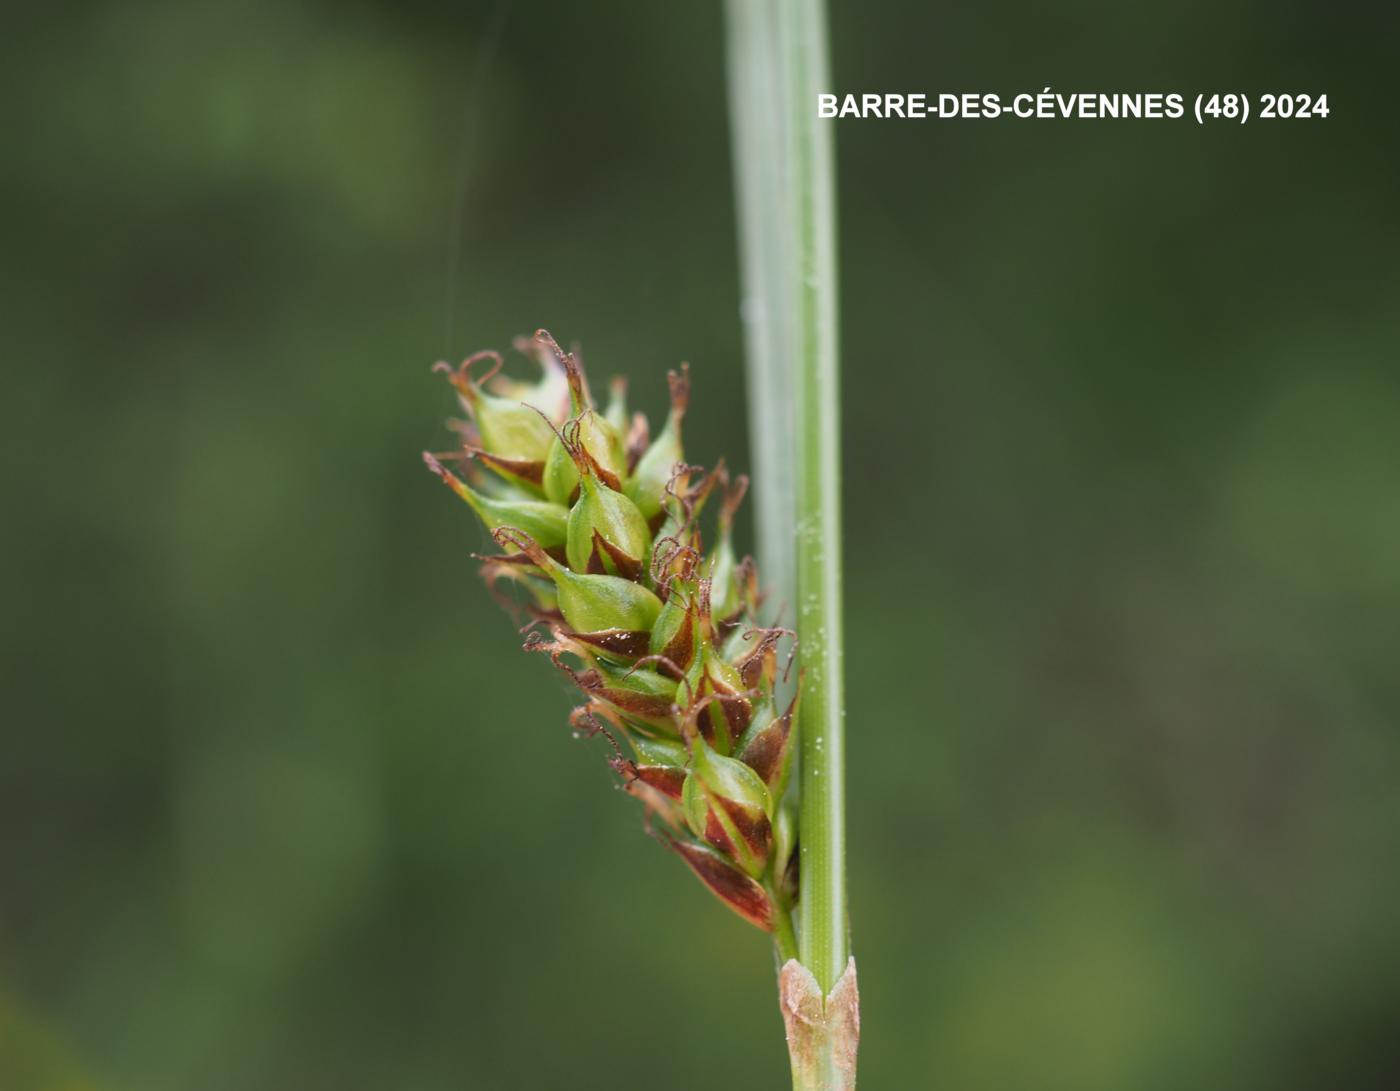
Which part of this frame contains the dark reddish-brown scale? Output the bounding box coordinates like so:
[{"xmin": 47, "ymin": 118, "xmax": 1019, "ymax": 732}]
[
  {"xmin": 633, "ymin": 765, "xmax": 686, "ymax": 800},
  {"xmin": 736, "ymin": 628, "xmax": 784, "ymax": 690},
  {"xmin": 669, "ymin": 839, "xmax": 773, "ymax": 931},
  {"xmin": 737, "ymin": 695, "xmax": 798, "ymax": 789},
  {"xmin": 658, "ymin": 611, "xmax": 695, "ymax": 674},
  {"xmin": 572, "ymin": 670, "xmax": 675, "ymax": 724},
  {"xmin": 567, "ymin": 628, "xmax": 652, "ymax": 662},
  {"xmin": 719, "ymin": 796, "xmax": 772, "ymax": 862},
  {"xmin": 704, "ymin": 811, "xmax": 738, "ymax": 857},
  {"xmin": 591, "ymin": 530, "xmax": 643, "ymax": 581}
]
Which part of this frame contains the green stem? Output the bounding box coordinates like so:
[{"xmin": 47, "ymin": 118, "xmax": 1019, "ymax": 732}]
[
  {"xmin": 726, "ymin": 1, "xmax": 852, "ymax": 1088},
  {"xmin": 780, "ymin": 0, "xmax": 846, "ymax": 1000}
]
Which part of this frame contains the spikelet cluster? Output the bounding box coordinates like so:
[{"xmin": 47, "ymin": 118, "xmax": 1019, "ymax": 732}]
[{"xmin": 424, "ymin": 331, "xmax": 798, "ymax": 930}]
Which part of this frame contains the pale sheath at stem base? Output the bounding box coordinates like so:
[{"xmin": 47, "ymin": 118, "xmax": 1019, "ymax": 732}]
[{"xmin": 780, "ymin": 957, "xmax": 860, "ymax": 1091}]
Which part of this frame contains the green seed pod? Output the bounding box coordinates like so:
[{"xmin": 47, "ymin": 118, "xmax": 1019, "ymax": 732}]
[
  {"xmin": 435, "ymin": 351, "xmax": 557, "ymax": 464},
  {"xmin": 423, "ymin": 453, "xmax": 568, "ymax": 549},
  {"xmin": 603, "ymin": 375, "xmax": 629, "ymax": 435},
  {"xmin": 648, "ymin": 568, "xmax": 699, "ymax": 673},
  {"xmin": 736, "ymin": 691, "xmax": 799, "ymax": 799},
  {"xmin": 494, "ymin": 527, "xmax": 662, "ymax": 639},
  {"xmin": 620, "ymin": 734, "xmax": 689, "ymax": 800},
  {"xmin": 724, "ymin": 556, "xmax": 764, "ymax": 637},
  {"xmin": 542, "ymin": 408, "xmax": 627, "ymax": 504},
  {"xmin": 680, "ymin": 579, "xmax": 753, "ymax": 753},
  {"xmin": 687, "ymin": 646, "xmax": 751, "ymax": 754},
  {"xmin": 564, "ymin": 658, "xmax": 680, "ymax": 733},
  {"xmin": 539, "ymin": 332, "xmax": 627, "ymax": 504},
  {"xmin": 632, "ymin": 733, "xmax": 689, "ymax": 769},
  {"xmin": 649, "ymin": 463, "xmax": 723, "ymax": 592},
  {"xmin": 565, "ymin": 456, "xmax": 652, "ymax": 580},
  {"xmin": 659, "ymin": 459, "xmax": 722, "ymax": 542},
  {"xmin": 625, "ymin": 365, "xmax": 689, "ymax": 522},
  {"xmin": 709, "ymin": 471, "xmax": 749, "ymax": 624},
  {"xmin": 730, "ymin": 625, "xmax": 790, "ymax": 692},
  {"xmin": 535, "ymin": 634, "xmax": 682, "ymax": 734},
  {"xmin": 682, "ymin": 735, "xmax": 773, "ymax": 878}
]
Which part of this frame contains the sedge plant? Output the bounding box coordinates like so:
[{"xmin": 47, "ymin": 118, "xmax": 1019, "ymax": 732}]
[
  {"xmin": 424, "ymin": 334, "xmax": 801, "ymax": 948},
  {"xmin": 422, "ymin": 325, "xmax": 854, "ymax": 1087},
  {"xmin": 424, "ymin": 5, "xmax": 854, "ymax": 1088}
]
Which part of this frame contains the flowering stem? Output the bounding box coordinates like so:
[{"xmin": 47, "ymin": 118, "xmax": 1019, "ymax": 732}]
[
  {"xmin": 780, "ymin": 0, "xmax": 846, "ymax": 1001},
  {"xmin": 726, "ymin": 1, "xmax": 854, "ymax": 1088}
]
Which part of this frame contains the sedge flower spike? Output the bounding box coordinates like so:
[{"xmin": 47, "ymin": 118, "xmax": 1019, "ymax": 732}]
[{"xmin": 425, "ymin": 330, "xmax": 799, "ymax": 932}]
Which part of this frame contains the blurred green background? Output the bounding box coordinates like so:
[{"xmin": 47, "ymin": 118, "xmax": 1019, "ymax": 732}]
[{"xmin": 5, "ymin": 1, "xmax": 1398, "ymax": 1088}]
